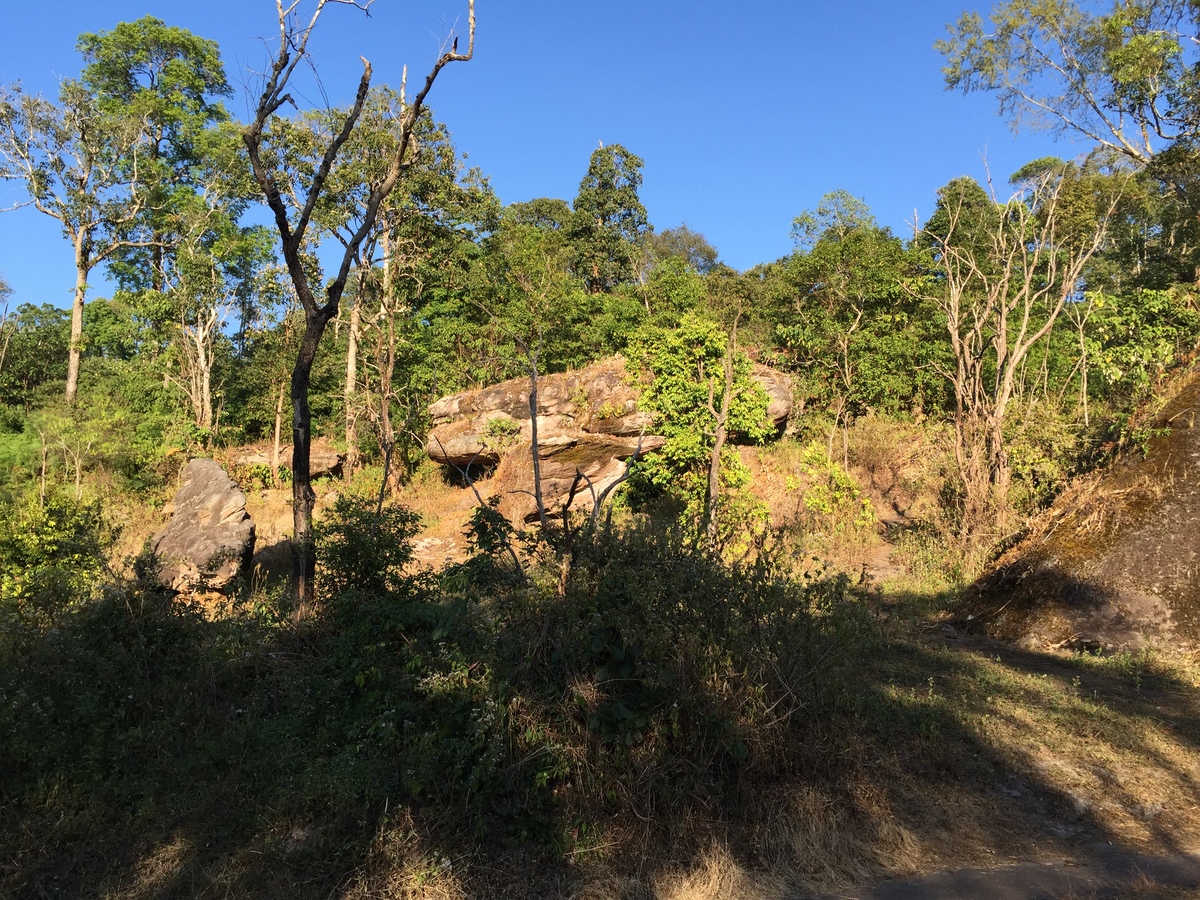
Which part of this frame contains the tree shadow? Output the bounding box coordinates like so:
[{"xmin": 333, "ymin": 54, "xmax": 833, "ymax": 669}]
[{"xmin": 4, "ymin": 563, "xmax": 1200, "ymax": 899}]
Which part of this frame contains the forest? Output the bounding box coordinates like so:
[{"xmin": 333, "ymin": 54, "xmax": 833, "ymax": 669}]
[{"xmin": 3, "ymin": 1, "xmax": 1200, "ymax": 897}]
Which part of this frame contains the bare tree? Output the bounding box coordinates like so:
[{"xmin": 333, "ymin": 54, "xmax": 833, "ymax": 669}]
[
  {"xmin": 920, "ymin": 169, "xmax": 1122, "ymax": 539},
  {"xmin": 241, "ymin": 0, "xmax": 475, "ymax": 613},
  {"xmin": 176, "ymin": 301, "xmax": 225, "ymax": 433}
]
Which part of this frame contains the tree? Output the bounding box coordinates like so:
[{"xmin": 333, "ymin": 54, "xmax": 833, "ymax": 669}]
[
  {"xmin": 304, "ymin": 86, "xmax": 492, "ymax": 486},
  {"xmin": 918, "ymin": 168, "xmax": 1123, "ymax": 538},
  {"xmin": 77, "ymin": 16, "xmax": 234, "ymax": 295},
  {"xmin": 240, "ymin": 0, "xmax": 475, "ymax": 613},
  {"xmin": 0, "ymin": 275, "xmax": 15, "ymax": 400},
  {"xmin": 0, "ymin": 81, "xmax": 154, "ymax": 403},
  {"xmin": 628, "ymin": 314, "xmax": 772, "ymax": 542},
  {"xmin": 0, "ymin": 305, "xmax": 70, "ymax": 407},
  {"xmin": 642, "ymin": 223, "xmax": 719, "ymax": 276},
  {"xmin": 938, "ymin": 1, "xmax": 1199, "ymax": 171},
  {"xmin": 570, "ymin": 144, "xmax": 648, "ymax": 293},
  {"xmin": 776, "ymin": 192, "xmax": 941, "ymax": 440}
]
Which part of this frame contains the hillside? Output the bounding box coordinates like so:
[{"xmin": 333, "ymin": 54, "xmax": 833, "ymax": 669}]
[{"xmin": 967, "ymin": 365, "xmax": 1200, "ymax": 652}]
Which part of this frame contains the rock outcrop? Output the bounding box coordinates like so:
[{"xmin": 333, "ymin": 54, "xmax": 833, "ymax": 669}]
[
  {"xmin": 965, "ymin": 371, "xmax": 1200, "ymax": 651},
  {"xmin": 492, "ymin": 434, "xmax": 661, "ymax": 524},
  {"xmin": 231, "ymin": 438, "xmax": 342, "ymax": 479},
  {"xmin": 426, "ymin": 356, "xmax": 792, "ymax": 467},
  {"xmin": 426, "ymin": 356, "xmax": 792, "ymax": 524},
  {"xmin": 153, "ymin": 459, "xmax": 256, "ymax": 594}
]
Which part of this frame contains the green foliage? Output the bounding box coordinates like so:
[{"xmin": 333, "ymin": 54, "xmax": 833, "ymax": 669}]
[
  {"xmin": 1088, "ymin": 289, "xmax": 1200, "ymax": 395},
  {"xmin": 1003, "ymin": 400, "xmax": 1080, "ymax": 511},
  {"xmin": 771, "ymin": 192, "xmax": 945, "ymax": 416},
  {"xmin": 786, "ymin": 442, "xmax": 876, "ymax": 532},
  {"xmin": 0, "ymin": 491, "xmax": 113, "ymax": 629},
  {"xmin": 627, "ymin": 314, "xmax": 772, "ymax": 509},
  {"xmin": 937, "ymin": 0, "xmax": 1197, "ymax": 164},
  {"xmin": 642, "ymin": 223, "xmax": 719, "ymax": 274},
  {"xmin": 638, "ymin": 255, "xmax": 705, "ymax": 327},
  {"xmin": 0, "ymin": 303, "xmax": 69, "ymax": 406},
  {"xmin": 570, "ymin": 144, "xmax": 648, "ymax": 293},
  {"xmin": 0, "ymin": 491, "xmax": 872, "ymax": 894},
  {"xmin": 790, "ymin": 188, "xmax": 875, "ymax": 252},
  {"xmin": 500, "ymin": 521, "xmax": 876, "ymax": 791},
  {"xmin": 315, "ymin": 495, "xmax": 422, "ymax": 599}
]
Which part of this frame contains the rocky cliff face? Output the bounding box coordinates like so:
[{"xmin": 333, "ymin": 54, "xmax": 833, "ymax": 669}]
[
  {"xmin": 966, "ymin": 371, "xmax": 1200, "ymax": 651},
  {"xmin": 425, "ymin": 356, "xmax": 793, "ymax": 523}
]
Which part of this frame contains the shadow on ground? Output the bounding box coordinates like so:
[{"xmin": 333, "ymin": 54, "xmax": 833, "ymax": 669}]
[{"xmin": 3, "ymin": 572, "xmax": 1200, "ymax": 899}]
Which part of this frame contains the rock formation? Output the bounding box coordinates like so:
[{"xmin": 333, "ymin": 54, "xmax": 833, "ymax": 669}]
[
  {"xmin": 230, "ymin": 437, "xmax": 342, "ymax": 479},
  {"xmin": 965, "ymin": 372, "xmax": 1200, "ymax": 651},
  {"xmin": 153, "ymin": 459, "xmax": 256, "ymax": 594},
  {"xmin": 426, "ymin": 356, "xmax": 792, "ymax": 522}
]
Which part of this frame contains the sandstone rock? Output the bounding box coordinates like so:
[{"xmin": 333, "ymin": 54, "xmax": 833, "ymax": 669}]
[
  {"xmin": 966, "ymin": 370, "xmax": 1200, "ymax": 650},
  {"xmin": 153, "ymin": 459, "xmax": 256, "ymax": 594},
  {"xmin": 426, "ymin": 356, "xmax": 791, "ymax": 467},
  {"xmin": 230, "ymin": 437, "xmax": 343, "ymax": 479},
  {"xmin": 752, "ymin": 363, "xmax": 794, "ymax": 431},
  {"xmin": 427, "ymin": 358, "xmax": 649, "ymax": 466},
  {"xmin": 491, "ymin": 434, "xmax": 665, "ymax": 524}
]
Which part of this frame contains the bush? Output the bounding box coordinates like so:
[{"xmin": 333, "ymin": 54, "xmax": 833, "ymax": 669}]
[
  {"xmin": 488, "ymin": 520, "xmax": 877, "ymax": 829},
  {"xmin": 0, "ymin": 490, "xmax": 113, "ymax": 632},
  {"xmin": 315, "ymin": 495, "xmax": 422, "ymax": 599}
]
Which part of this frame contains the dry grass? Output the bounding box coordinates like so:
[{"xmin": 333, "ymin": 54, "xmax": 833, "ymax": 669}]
[{"xmin": 651, "ymin": 845, "xmax": 788, "ymax": 900}]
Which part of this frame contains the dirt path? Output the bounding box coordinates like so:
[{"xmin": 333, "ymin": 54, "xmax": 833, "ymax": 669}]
[
  {"xmin": 815, "ymin": 848, "xmax": 1200, "ymax": 899},
  {"xmin": 811, "ymin": 630, "xmax": 1200, "ymax": 899}
]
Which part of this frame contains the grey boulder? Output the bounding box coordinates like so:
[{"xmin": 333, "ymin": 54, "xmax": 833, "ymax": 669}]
[{"xmin": 153, "ymin": 459, "xmax": 256, "ymax": 594}]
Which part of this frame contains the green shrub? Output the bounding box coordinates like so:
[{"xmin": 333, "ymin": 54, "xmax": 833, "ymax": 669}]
[
  {"xmin": 315, "ymin": 495, "xmax": 422, "ymax": 599},
  {"xmin": 0, "ymin": 490, "xmax": 114, "ymax": 631}
]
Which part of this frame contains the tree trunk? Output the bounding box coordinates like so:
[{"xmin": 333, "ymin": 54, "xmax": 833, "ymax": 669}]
[
  {"xmin": 291, "ymin": 310, "xmax": 333, "ymax": 617},
  {"xmin": 704, "ymin": 340, "xmax": 736, "ymax": 548},
  {"xmin": 344, "ymin": 290, "xmax": 361, "ymax": 480},
  {"xmin": 988, "ymin": 414, "xmax": 1011, "ymax": 535},
  {"xmin": 527, "ymin": 349, "xmax": 548, "ymax": 531},
  {"xmin": 65, "ymin": 231, "xmax": 89, "ymax": 405},
  {"xmin": 271, "ymin": 380, "xmax": 285, "ymax": 485}
]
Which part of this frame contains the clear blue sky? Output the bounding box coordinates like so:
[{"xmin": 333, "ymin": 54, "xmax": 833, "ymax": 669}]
[{"xmin": 0, "ymin": 0, "xmax": 1083, "ymax": 310}]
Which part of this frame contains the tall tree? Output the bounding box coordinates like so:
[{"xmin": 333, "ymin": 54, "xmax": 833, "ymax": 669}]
[
  {"xmin": 241, "ymin": 0, "xmax": 474, "ymax": 612},
  {"xmin": 78, "ymin": 15, "xmax": 234, "ymax": 294},
  {"xmin": 938, "ymin": 1, "xmax": 1199, "ymax": 172},
  {"xmin": 774, "ymin": 191, "xmax": 940, "ymax": 441},
  {"xmin": 642, "ymin": 223, "xmax": 719, "ymax": 276},
  {"xmin": 570, "ymin": 143, "xmax": 648, "ymax": 293},
  {"xmin": 0, "ymin": 81, "xmax": 154, "ymax": 403},
  {"xmin": 919, "ymin": 168, "xmax": 1123, "ymax": 538}
]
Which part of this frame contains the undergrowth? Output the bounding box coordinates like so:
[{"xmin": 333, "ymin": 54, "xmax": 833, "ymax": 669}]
[{"xmin": 0, "ymin": 494, "xmax": 879, "ymax": 898}]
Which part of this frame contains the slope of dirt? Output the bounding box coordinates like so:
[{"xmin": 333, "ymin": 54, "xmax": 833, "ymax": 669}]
[{"xmin": 967, "ymin": 368, "xmax": 1200, "ymax": 651}]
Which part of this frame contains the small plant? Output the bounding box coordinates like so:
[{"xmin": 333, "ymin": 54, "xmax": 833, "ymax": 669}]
[
  {"xmin": 594, "ymin": 399, "xmax": 625, "ymax": 420},
  {"xmin": 0, "ymin": 490, "xmax": 114, "ymax": 629},
  {"xmin": 787, "ymin": 441, "xmax": 876, "ymax": 533},
  {"xmin": 482, "ymin": 415, "xmax": 521, "ymax": 451}
]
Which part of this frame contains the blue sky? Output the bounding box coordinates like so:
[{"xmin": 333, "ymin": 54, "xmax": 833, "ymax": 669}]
[{"xmin": 0, "ymin": 0, "xmax": 1085, "ymax": 310}]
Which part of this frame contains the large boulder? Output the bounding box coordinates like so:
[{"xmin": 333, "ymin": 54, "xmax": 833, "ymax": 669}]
[
  {"xmin": 153, "ymin": 459, "xmax": 256, "ymax": 594},
  {"xmin": 426, "ymin": 358, "xmax": 651, "ymax": 467},
  {"xmin": 426, "ymin": 356, "xmax": 792, "ymax": 467},
  {"xmin": 230, "ymin": 437, "xmax": 342, "ymax": 479},
  {"xmin": 492, "ymin": 434, "xmax": 665, "ymax": 524},
  {"xmin": 964, "ymin": 372, "xmax": 1200, "ymax": 651}
]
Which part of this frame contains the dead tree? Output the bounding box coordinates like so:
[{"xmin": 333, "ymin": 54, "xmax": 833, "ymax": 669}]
[{"xmin": 241, "ymin": 0, "xmax": 475, "ymax": 614}]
